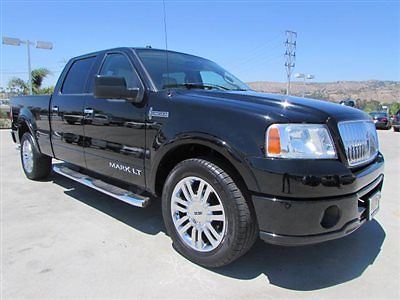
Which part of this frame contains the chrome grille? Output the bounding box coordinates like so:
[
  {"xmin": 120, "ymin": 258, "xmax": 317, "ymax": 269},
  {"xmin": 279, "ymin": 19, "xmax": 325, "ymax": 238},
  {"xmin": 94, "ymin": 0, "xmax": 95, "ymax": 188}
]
[{"xmin": 338, "ymin": 121, "xmax": 379, "ymax": 167}]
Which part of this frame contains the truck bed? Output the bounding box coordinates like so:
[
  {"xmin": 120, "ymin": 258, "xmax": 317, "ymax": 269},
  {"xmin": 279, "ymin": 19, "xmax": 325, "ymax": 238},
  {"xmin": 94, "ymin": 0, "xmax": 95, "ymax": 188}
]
[{"xmin": 11, "ymin": 95, "xmax": 53, "ymax": 156}]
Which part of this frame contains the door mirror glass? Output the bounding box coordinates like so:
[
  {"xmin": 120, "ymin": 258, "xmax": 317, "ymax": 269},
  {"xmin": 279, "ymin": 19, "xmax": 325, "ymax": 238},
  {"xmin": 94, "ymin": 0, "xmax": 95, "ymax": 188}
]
[{"xmin": 94, "ymin": 75, "xmax": 141, "ymax": 103}]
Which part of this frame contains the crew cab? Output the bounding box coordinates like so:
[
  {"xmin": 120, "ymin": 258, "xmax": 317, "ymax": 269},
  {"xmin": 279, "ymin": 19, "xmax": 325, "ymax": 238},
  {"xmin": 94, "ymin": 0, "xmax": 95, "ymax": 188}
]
[{"xmin": 10, "ymin": 47, "xmax": 384, "ymax": 267}]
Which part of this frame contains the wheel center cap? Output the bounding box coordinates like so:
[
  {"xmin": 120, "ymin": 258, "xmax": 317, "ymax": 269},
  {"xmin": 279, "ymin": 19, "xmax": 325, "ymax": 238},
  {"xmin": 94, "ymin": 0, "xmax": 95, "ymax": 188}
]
[{"xmin": 188, "ymin": 202, "xmax": 207, "ymax": 224}]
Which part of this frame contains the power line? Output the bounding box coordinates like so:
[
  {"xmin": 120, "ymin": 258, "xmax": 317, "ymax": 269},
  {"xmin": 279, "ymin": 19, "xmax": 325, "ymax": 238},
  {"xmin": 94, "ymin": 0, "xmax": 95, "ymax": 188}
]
[
  {"xmin": 237, "ymin": 32, "xmax": 283, "ymax": 60},
  {"xmin": 284, "ymin": 30, "xmax": 297, "ymax": 95},
  {"xmin": 236, "ymin": 41, "xmax": 283, "ymax": 67},
  {"xmin": 235, "ymin": 36, "xmax": 282, "ymax": 65},
  {"xmin": 233, "ymin": 52, "xmax": 283, "ymax": 76}
]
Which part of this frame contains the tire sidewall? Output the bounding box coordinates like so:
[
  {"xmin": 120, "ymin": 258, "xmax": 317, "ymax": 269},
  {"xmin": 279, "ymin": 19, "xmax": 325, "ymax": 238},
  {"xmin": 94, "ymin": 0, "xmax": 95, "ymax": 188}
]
[{"xmin": 162, "ymin": 159, "xmax": 242, "ymax": 266}]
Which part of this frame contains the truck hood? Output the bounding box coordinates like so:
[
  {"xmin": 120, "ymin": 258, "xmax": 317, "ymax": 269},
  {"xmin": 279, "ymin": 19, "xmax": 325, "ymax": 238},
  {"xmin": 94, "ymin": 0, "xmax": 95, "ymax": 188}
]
[{"xmin": 178, "ymin": 90, "xmax": 370, "ymax": 123}]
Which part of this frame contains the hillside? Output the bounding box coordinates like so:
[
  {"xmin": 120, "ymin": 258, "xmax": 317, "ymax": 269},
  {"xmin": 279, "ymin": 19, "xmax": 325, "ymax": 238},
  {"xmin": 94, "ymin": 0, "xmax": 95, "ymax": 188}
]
[{"xmin": 247, "ymin": 80, "xmax": 400, "ymax": 104}]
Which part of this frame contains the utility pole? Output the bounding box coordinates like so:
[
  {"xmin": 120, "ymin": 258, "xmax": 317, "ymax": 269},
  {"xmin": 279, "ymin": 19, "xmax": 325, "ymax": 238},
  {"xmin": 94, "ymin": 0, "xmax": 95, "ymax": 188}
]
[{"xmin": 284, "ymin": 30, "xmax": 297, "ymax": 96}]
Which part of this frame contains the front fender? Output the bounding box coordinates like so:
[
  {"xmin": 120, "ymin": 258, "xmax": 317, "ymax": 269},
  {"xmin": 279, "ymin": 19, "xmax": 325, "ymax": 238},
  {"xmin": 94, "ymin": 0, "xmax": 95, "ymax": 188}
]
[{"xmin": 149, "ymin": 132, "xmax": 260, "ymax": 194}]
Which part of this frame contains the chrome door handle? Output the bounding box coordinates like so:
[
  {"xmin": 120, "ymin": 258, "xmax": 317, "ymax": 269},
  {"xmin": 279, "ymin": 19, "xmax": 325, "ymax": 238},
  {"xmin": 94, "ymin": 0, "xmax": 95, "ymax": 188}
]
[
  {"xmin": 52, "ymin": 106, "xmax": 59, "ymax": 112},
  {"xmin": 84, "ymin": 108, "xmax": 94, "ymax": 114}
]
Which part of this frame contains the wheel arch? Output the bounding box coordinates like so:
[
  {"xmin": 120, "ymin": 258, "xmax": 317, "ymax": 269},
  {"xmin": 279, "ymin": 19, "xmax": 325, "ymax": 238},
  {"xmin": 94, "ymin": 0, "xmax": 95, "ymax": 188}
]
[
  {"xmin": 16, "ymin": 110, "xmax": 41, "ymax": 153},
  {"xmin": 151, "ymin": 134, "xmax": 259, "ymax": 197}
]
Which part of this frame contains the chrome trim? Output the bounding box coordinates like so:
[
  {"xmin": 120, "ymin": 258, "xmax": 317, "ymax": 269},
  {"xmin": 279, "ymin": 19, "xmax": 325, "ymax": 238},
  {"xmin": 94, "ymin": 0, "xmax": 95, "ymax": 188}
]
[
  {"xmin": 338, "ymin": 120, "xmax": 379, "ymax": 167},
  {"xmin": 53, "ymin": 164, "xmax": 150, "ymax": 208},
  {"xmin": 22, "ymin": 139, "xmax": 34, "ymax": 173},
  {"xmin": 170, "ymin": 176, "xmax": 226, "ymax": 252}
]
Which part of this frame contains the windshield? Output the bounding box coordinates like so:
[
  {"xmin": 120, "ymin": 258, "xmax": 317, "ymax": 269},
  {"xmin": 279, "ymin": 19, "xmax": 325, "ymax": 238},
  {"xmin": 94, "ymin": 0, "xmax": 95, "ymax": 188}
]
[{"xmin": 135, "ymin": 49, "xmax": 250, "ymax": 91}]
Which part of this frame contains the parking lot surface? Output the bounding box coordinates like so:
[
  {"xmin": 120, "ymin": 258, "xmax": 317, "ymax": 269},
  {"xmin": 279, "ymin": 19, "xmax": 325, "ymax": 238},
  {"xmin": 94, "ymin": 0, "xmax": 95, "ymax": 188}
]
[{"xmin": 1, "ymin": 129, "xmax": 399, "ymax": 299}]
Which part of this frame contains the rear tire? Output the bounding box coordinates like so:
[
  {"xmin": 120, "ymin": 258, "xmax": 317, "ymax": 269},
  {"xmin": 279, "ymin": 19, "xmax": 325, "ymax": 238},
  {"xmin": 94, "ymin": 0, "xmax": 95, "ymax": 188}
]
[
  {"xmin": 162, "ymin": 158, "xmax": 258, "ymax": 268},
  {"xmin": 394, "ymin": 127, "xmax": 399, "ymax": 132},
  {"xmin": 20, "ymin": 132, "xmax": 52, "ymax": 180}
]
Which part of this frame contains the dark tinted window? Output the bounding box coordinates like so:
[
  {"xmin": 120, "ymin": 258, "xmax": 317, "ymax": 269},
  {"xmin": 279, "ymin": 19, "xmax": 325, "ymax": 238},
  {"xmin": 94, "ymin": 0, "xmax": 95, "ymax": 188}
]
[
  {"xmin": 100, "ymin": 54, "xmax": 140, "ymax": 88},
  {"xmin": 135, "ymin": 49, "xmax": 249, "ymax": 91},
  {"xmin": 62, "ymin": 57, "xmax": 96, "ymax": 94}
]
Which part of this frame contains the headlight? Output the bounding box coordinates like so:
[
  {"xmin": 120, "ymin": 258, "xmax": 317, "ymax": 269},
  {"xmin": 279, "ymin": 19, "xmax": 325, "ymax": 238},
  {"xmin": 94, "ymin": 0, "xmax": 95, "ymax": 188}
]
[{"xmin": 266, "ymin": 124, "xmax": 337, "ymax": 159}]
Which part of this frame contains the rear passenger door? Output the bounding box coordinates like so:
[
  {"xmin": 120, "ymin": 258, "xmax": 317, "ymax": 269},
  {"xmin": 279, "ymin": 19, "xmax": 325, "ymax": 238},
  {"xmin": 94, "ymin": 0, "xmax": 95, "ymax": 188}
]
[
  {"xmin": 50, "ymin": 56, "xmax": 96, "ymax": 168},
  {"xmin": 83, "ymin": 52, "xmax": 147, "ymax": 187}
]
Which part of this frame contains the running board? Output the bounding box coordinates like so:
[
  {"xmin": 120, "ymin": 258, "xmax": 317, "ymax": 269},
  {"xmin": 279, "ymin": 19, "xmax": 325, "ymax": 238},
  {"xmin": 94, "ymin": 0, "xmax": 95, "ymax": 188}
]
[{"xmin": 53, "ymin": 164, "xmax": 150, "ymax": 208}]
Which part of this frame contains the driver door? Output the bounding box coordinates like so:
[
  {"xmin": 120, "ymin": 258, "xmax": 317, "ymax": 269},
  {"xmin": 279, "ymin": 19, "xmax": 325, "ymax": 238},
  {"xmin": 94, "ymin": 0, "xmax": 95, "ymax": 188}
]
[{"xmin": 83, "ymin": 52, "xmax": 147, "ymax": 187}]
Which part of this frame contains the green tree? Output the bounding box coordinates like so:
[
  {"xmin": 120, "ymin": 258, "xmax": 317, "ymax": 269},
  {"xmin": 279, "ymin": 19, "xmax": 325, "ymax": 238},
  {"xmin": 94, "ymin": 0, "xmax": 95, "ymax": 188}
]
[
  {"xmin": 389, "ymin": 102, "xmax": 400, "ymax": 115},
  {"xmin": 362, "ymin": 100, "xmax": 381, "ymax": 113},
  {"xmin": 8, "ymin": 77, "xmax": 28, "ymax": 94},
  {"xmin": 39, "ymin": 86, "xmax": 55, "ymax": 94},
  {"xmin": 7, "ymin": 68, "xmax": 52, "ymax": 95},
  {"xmin": 32, "ymin": 68, "xmax": 52, "ymax": 93}
]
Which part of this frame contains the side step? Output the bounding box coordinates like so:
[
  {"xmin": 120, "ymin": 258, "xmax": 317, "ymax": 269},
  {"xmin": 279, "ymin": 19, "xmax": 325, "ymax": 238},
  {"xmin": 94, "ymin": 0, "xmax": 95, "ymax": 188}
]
[{"xmin": 53, "ymin": 164, "xmax": 151, "ymax": 208}]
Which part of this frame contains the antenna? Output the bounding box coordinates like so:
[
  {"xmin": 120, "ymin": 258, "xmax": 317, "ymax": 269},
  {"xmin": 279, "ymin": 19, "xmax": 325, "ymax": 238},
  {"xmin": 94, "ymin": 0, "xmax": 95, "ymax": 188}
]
[{"xmin": 162, "ymin": 0, "xmax": 170, "ymax": 92}]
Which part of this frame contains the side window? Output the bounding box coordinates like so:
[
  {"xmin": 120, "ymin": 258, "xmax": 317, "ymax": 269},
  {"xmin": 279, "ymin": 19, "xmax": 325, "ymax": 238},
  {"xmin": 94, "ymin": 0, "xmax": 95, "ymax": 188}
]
[
  {"xmin": 62, "ymin": 57, "xmax": 96, "ymax": 94},
  {"xmin": 100, "ymin": 54, "xmax": 140, "ymax": 89}
]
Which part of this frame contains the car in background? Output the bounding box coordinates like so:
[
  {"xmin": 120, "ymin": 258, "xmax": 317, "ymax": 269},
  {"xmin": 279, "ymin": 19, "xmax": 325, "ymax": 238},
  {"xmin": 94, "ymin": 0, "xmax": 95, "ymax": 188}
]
[
  {"xmin": 92, "ymin": 114, "xmax": 110, "ymax": 126},
  {"xmin": 369, "ymin": 111, "xmax": 391, "ymax": 130},
  {"xmin": 392, "ymin": 109, "xmax": 400, "ymax": 132},
  {"xmin": 340, "ymin": 99, "xmax": 356, "ymax": 108}
]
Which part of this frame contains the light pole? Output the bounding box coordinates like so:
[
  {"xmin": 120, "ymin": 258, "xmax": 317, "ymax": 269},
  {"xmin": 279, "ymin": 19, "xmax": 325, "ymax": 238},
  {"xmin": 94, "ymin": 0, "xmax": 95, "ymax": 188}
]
[
  {"xmin": 295, "ymin": 73, "xmax": 315, "ymax": 98},
  {"xmin": 2, "ymin": 37, "xmax": 53, "ymax": 95}
]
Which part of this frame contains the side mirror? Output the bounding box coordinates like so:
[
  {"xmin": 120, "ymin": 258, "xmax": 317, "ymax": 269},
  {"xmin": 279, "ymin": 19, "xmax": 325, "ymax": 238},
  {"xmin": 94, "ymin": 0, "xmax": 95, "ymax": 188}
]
[{"xmin": 94, "ymin": 75, "xmax": 142, "ymax": 103}]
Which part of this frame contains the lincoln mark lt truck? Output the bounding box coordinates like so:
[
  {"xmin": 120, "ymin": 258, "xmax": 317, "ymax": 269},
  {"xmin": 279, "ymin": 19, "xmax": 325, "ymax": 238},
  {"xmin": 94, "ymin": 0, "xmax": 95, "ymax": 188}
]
[{"xmin": 11, "ymin": 48, "xmax": 384, "ymax": 267}]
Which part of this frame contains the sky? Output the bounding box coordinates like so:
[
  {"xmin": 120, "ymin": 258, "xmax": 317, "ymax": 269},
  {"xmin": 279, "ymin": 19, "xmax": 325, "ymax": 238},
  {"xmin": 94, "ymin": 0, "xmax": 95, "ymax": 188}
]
[{"xmin": 0, "ymin": 0, "xmax": 399, "ymax": 88}]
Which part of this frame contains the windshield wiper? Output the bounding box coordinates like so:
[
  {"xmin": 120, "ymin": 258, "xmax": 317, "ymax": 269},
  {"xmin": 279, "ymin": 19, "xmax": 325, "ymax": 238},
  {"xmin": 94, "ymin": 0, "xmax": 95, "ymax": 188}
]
[{"xmin": 163, "ymin": 82, "xmax": 230, "ymax": 91}]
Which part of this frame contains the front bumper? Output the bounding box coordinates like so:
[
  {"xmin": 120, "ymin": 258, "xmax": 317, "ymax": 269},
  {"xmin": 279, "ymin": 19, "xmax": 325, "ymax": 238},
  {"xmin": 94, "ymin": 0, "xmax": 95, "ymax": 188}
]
[{"xmin": 251, "ymin": 157, "xmax": 384, "ymax": 246}]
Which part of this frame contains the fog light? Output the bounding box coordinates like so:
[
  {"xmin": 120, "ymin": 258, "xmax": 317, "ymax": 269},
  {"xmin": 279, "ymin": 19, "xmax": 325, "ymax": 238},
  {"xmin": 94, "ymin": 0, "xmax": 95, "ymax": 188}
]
[{"xmin": 321, "ymin": 205, "xmax": 341, "ymax": 229}]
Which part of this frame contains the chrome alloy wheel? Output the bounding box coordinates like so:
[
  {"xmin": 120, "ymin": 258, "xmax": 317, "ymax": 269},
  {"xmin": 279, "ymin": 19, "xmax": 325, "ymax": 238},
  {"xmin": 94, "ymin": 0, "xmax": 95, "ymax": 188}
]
[
  {"xmin": 22, "ymin": 139, "xmax": 34, "ymax": 173},
  {"xmin": 171, "ymin": 176, "xmax": 226, "ymax": 252}
]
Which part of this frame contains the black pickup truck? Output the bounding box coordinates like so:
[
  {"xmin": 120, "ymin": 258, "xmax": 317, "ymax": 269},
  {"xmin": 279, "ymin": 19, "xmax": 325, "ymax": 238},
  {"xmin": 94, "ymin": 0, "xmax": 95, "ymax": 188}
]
[{"xmin": 11, "ymin": 47, "xmax": 384, "ymax": 267}]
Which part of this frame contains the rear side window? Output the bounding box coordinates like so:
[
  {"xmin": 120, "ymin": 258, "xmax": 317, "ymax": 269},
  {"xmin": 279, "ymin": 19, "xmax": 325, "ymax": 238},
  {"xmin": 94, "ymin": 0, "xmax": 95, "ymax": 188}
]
[{"xmin": 62, "ymin": 57, "xmax": 96, "ymax": 94}]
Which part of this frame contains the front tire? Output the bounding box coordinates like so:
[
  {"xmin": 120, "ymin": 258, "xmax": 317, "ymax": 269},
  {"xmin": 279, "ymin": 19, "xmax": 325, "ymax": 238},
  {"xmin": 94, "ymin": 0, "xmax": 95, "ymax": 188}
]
[
  {"xmin": 20, "ymin": 132, "xmax": 52, "ymax": 180},
  {"xmin": 162, "ymin": 158, "xmax": 257, "ymax": 267}
]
